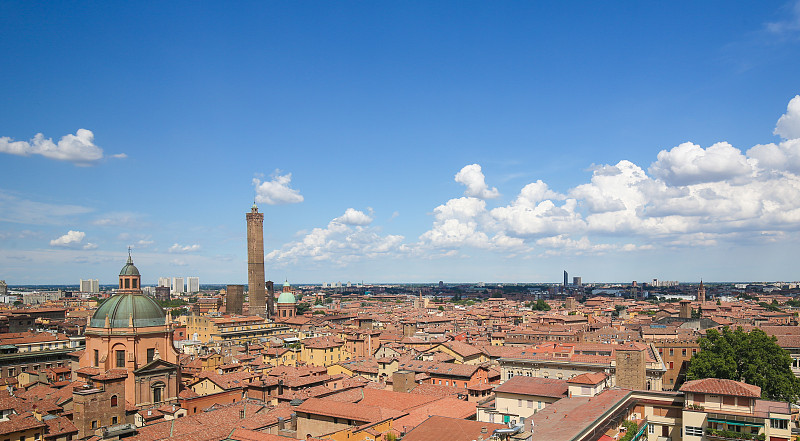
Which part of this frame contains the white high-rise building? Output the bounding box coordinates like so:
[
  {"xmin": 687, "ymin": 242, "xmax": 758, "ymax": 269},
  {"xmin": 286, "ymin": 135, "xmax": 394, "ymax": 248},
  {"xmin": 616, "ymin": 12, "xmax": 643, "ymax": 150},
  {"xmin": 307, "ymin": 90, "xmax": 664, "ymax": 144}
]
[
  {"xmin": 172, "ymin": 277, "xmax": 185, "ymax": 294},
  {"xmin": 158, "ymin": 277, "xmax": 171, "ymax": 288},
  {"xmin": 186, "ymin": 277, "xmax": 199, "ymax": 293},
  {"xmin": 79, "ymin": 279, "xmax": 99, "ymax": 293}
]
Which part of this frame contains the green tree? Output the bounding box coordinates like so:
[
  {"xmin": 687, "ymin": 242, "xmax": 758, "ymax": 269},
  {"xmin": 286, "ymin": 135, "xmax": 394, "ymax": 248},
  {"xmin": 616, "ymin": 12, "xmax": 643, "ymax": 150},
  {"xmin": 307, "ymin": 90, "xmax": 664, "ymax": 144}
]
[
  {"xmin": 170, "ymin": 307, "xmax": 189, "ymax": 317},
  {"xmin": 758, "ymin": 301, "xmax": 781, "ymax": 312},
  {"xmin": 686, "ymin": 327, "xmax": 800, "ymax": 401},
  {"xmin": 158, "ymin": 299, "xmax": 188, "ymax": 308},
  {"xmin": 619, "ymin": 421, "xmax": 639, "ymax": 441},
  {"xmin": 527, "ymin": 299, "xmax": 551, "ymax": 311},
  {"xmin": 296, "ymin": 302, "xmax": 311, "ymax": 315}
]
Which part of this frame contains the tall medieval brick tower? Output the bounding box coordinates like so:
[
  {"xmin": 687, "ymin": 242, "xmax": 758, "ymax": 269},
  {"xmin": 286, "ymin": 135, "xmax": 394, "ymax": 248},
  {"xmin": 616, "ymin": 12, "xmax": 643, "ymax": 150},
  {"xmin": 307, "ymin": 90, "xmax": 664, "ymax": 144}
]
[{"xmin": 247, "ymin": 203, "xmax": 266, "ymax": 317}]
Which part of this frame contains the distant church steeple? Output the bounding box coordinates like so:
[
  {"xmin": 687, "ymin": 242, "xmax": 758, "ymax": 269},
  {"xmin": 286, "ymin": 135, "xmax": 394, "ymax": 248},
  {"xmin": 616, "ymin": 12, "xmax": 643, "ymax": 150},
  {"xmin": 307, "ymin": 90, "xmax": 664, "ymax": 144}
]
[{"xmin": 697, "ymin": 280, "xmax": 706, "ymax": 303}]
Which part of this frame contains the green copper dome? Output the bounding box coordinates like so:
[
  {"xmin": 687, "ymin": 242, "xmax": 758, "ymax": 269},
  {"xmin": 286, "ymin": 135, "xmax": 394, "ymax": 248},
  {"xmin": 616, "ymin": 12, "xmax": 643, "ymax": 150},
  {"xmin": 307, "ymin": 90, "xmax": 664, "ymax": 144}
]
[
  {"xmin": 277, "ymin": 292, "xmax": 296, "ymax": 304},
  {"xmin": 119, "ymin": 254, "xmax": 140, "ymax": 276},
  {"xmin": 90, "ymin": 293, "xmax": 166, "ymax": 328}
]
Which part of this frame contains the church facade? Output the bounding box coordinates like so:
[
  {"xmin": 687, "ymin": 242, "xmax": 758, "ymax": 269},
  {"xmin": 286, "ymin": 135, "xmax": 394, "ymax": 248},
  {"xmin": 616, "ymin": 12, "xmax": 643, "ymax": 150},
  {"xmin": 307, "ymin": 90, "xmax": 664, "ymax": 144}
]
[{"xmin": 78, "ymin": 252, "xmax": 182, "ymax": 408}]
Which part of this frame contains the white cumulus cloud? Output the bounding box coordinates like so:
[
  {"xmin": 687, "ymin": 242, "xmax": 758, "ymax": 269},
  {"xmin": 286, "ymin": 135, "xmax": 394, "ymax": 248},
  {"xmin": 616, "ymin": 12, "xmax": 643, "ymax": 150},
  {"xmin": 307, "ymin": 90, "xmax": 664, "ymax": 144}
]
[
  {"xmin": 455, "ymin": 164, "xmax": 500, "ymax": 199},
  {"xmin": 333, "ymin": 208, "xmax": 373, "ymax": 226},
  {"xmin": 748, "ymin": 138, "xmax": 800, "ymax": 174},
  {"xmin": 169, "ymin": 243, "xmax": 201, "ymax": 253},
  {"xmin": 417, "ymin": 96, "xmax": 800, "ymax": 257},
  {"xmin": 267, "ymin": 210, "xmax": 405, "ymax": 265},
  {"xmin": 252, "ymin": 172, "xmax": 304, "ymax": 205},
  {"xmin": 0, "ymin": 129, "xmax": 123, "ymax": 166},
  {"xmin": 774, "ymin": 95, "xmax": 800, "ymax": 140},
  {"xmin": 419, "ymin": 197, "xmax": 491, "ymax": 249},
  {"xmin": 50, "ymin": 230, "xmax": 87, "ymax": 247},
  {"xmin": 649, "ymin": 142, "xmax": 755, "ymax": 186}
]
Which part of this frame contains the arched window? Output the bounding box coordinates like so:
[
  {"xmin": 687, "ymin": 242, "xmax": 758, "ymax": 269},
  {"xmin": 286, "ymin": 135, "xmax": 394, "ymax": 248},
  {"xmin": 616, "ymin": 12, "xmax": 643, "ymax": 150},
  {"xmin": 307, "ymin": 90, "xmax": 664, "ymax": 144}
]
[{"xmin": 111, "ymin": 395, "xmax": 118, "ymax": 407}]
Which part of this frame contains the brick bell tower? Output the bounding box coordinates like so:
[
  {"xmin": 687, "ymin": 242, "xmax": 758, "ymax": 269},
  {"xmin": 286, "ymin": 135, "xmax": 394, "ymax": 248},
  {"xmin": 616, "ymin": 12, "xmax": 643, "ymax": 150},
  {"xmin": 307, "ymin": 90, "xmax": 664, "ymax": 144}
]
[{"xmin": 246, "ymin": 202, "xmax": 267, "ymax": 317}]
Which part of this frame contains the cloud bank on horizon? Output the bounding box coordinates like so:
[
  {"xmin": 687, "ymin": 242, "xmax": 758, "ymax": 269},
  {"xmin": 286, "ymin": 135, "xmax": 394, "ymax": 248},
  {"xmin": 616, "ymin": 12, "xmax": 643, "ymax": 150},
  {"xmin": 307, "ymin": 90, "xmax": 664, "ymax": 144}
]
[{"xmin": 265, "ymin": 95, "xmax": 800, "ymax": 267}]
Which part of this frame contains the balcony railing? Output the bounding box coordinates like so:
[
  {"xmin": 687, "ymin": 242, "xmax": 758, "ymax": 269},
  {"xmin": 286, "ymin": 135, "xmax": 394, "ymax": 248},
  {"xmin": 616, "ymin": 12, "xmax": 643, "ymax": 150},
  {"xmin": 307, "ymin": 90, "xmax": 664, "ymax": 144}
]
[{"xmin": 705, "ymin": 427, "xmax": 765, "ymax": 441}]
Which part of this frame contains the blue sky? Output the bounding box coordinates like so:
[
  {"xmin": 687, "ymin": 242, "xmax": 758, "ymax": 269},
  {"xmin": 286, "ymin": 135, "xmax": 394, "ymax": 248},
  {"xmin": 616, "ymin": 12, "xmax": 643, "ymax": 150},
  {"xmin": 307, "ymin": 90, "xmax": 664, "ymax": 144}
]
[{"xmin": 2, "ymin": 1, "xmax": 800, "ymax": 284}]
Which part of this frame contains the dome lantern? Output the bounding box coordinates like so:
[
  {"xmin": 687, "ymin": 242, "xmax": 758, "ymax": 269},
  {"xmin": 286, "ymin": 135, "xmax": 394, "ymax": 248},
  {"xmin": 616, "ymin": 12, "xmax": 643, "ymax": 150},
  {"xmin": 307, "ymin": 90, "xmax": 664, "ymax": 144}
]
[{"xmin": 118, "ymin": 248, "xmax": 142, "ymax": 292}]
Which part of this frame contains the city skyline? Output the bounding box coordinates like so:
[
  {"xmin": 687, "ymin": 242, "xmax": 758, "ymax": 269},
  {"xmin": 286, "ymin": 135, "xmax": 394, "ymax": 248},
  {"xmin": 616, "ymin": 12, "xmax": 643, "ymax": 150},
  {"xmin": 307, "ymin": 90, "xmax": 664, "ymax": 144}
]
[{"xmin": 2, "ymin": 2, "xmax": 800, "ymax": 284}]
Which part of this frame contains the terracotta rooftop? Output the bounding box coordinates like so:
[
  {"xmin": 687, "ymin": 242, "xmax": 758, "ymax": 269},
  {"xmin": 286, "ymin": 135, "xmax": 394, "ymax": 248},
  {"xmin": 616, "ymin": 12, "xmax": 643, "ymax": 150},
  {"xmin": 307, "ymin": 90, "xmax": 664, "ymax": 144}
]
[
  {"xmin": 530, "ymin": 388, "xmax": 632, "ymax": 441},
  {"xmin": 295, "ymin": 397, "xmax": 405, "ymax": 423},
  {"xmin": 226, "ymin": 428, "xmax": 323, "ymax": 441},
  {"xmin": 402, "ymin": 415, "xmax": 506, "ymax": 441},
  {"xmin": 356, "ymin": 388, "xmax": 440, "ymax": 411},
  {"xmin": 679, "ymin": 378, "xmax": 761, "ymax": 398},
  {"xmin": 0, "ymin": 412, "xmax": 47, "ymax": 436},
  {"xmin": 494, "ymin": 376, "xmax": 568, "ymax": 398},
  {"xmin": 92, "ymin": 369, "xmax": 128, "ymax": 381},
  {"xmin": 567, "ymin": 372, "xmax": 608, "ymax": 385}
]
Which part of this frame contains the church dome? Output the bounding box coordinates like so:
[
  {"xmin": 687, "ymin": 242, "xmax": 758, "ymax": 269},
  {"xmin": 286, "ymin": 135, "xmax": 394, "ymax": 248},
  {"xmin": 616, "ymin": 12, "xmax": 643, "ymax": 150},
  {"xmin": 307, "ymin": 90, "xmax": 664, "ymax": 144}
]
[
  {"xmin": 90, "ymin": 293, "xmax": 166, "ymax": 328},
  {"xmin": 277, "ymin": 292, "xmax": 296, "ymax": 304},
  {"xmin": 119, "ymin": 254, "xmax": 140, "ymax": 276}
]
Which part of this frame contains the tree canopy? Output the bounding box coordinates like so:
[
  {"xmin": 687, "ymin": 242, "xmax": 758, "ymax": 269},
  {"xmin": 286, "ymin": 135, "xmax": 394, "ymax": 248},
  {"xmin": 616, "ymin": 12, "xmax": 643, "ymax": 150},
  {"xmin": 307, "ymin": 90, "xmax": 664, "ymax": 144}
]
[
  {"xmin": 686, "ymin": 327, "xmax": 800, "ymax": 401},
  {"xmin": 528, "ymin": 299, "xmax": 551, "ymax": 311},
  {"xmin": 296, "ymin": 302, "xmax": 311, "ymax": 315}
]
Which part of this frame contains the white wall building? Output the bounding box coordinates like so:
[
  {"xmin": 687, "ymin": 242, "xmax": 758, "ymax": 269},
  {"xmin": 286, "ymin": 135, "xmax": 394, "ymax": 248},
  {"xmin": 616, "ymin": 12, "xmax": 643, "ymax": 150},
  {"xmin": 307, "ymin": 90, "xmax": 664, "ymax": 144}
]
[
  {"xmin": 172, "ymin": 277, "xmax": 185, "ymax": 294},
  {"xmin": 79, "ymin": 279, "xmax": 99, "ymax": 293},
  {"xmin": 158, "ymin": 277, "xmax": 171, "ymax": 288},
  {"xmin": 186, "ymin": 277, "xmax": 199, "ymax": 293},
  {"xmin": 23, "ymin": 290, "xmax": 63, "ymax": 305}
]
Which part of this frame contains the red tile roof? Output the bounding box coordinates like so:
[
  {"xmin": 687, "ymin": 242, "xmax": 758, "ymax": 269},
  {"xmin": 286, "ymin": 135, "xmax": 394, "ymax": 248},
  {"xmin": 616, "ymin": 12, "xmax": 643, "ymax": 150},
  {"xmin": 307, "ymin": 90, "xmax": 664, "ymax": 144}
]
[
  {"xmin": 395, "ymin": 397, "xmax": 478, "ymax": 431},
  {"xmin": 295, "ymin": 397, "xmax": 406, "ymax": 423},
  {"xmin": 567, "ymin": 372, "xmax": 608, "ymax": 385},
  {"xmin": 0, "ymin": 412, "xmax": 47, "ymax": 436},
  {"xmin": 356, "ymin": 389, "xmax": 438, "ymax": 410},
  {"xmin": 679, "ymin": 378, "xmax": 761, "ymax": 398},
  {"xmin": 402, "ymin": 415, "xmax": 506, "ymax": 441},
  {"xmin": 530, "ymin": 389, "xmax": 632, "ymax": 441},
  {"xmin": 494, "ymin": 376, "xmax": 568, "ymax": 398}
]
